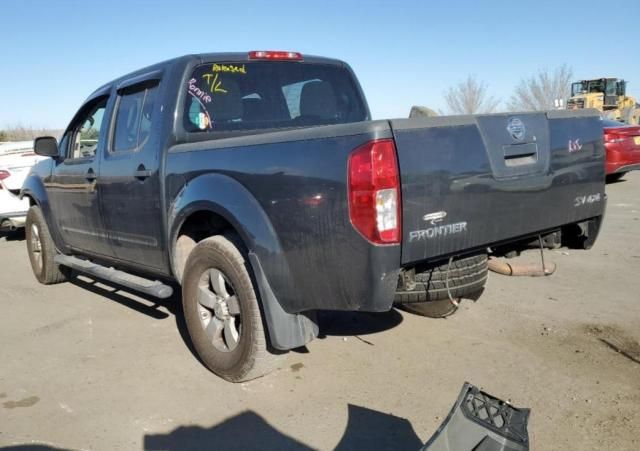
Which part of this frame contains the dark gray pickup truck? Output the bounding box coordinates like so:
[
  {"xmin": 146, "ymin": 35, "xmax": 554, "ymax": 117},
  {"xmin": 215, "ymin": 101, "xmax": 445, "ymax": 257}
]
[{"xmin": 23, "ymin": 51, "xmax": 606, "ymax": 381}]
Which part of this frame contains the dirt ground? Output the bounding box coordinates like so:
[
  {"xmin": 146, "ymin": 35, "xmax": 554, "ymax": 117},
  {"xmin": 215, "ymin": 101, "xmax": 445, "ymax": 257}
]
[{"xmin": 1, "ymin": 173, "xmax": 639, "ymax": 451}]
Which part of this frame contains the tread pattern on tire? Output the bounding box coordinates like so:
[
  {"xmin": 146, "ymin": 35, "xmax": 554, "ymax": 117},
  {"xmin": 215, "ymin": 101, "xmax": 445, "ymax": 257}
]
[
  {"xmin": 394, "ymin": 254, "xmax": 488, "ymax": 304},
  {"xmin": 26, "ymin": 206, "xmax": 67, "ymax": 285}
]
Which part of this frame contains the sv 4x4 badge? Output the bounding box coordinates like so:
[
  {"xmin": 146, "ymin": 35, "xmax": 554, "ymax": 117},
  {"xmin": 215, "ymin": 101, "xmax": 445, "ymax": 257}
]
[{"xmin": 574, "ymin": 193, "xmax": 601, "ymax": 207}]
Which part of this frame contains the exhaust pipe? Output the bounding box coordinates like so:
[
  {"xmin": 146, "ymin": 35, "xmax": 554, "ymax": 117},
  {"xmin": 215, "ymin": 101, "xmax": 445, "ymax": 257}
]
[
  {"xmin": 1, "ymin": 219, "xmax": 18, "ymax": 232},
  {"xmin": 488, "ymin": 257, "xmax": 556, "ymax": 277}
]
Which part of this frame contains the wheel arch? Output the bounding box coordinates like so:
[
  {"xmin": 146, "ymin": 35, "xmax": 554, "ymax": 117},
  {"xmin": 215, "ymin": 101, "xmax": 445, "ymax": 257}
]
[
  {"xmin": 168, "ymin": 173, "xmax": 317, "ymax": 351},
  {"xmin": 171, "ymin": 205, "xmax": 248, "ymax": 283},
  {"xmin": 20, "ymin": 174, "xmax": 67, "ymax": 251},
  {"xmin": 20, "ymin": 174, "xmax": 48, "ymax": 208},
  {"xmin": 168, "ymin": 173, "xmax": 286, "ymax": 283}
]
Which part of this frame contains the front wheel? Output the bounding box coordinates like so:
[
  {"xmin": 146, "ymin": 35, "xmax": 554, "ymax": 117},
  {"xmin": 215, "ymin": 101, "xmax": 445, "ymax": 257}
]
[
  {"xmin": 181, "ymin": 234, "xmax": 285, "ymax": 382},
  {"xmin": 25, "ymin": 206, "xmax": 67, "ymax": 285}
]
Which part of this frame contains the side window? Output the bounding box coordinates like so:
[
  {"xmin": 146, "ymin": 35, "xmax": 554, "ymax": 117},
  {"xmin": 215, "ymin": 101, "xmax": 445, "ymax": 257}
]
[
  {"xmin": 70, "ymin": 98, "xmax": 107, "ymax": 159},
  {"xmin": 58, "ymin": 133, "xmax": 70, "ymax": 158},
  {"xmin": 112, "ymin": 85, "xmax": 158, "ymax": 152}
]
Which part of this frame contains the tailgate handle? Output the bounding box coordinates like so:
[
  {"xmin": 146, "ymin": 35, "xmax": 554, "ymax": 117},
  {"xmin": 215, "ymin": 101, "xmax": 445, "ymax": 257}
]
[{"xmin": 502, "ymin": 143, "xmax": 538, "ymax": 167}]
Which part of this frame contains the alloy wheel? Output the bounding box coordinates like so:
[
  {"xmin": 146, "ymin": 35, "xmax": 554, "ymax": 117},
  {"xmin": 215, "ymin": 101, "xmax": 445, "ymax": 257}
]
[{"xmin": 196, "ymin": 268, "xmax": 242, "ymax": 352}]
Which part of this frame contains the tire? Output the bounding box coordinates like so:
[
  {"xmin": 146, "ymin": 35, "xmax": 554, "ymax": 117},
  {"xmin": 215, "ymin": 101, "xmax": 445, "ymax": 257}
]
[
  {"xmin": 606, "ymin": 173, "xmax": 626, "ymax": 183},
  {"xmin": 181, "ymin": 234, "xmax": 285, "ymax": 382},
  {"xmin": 400, "ymin": 299, "xmax": 462, "ymax": 318},
  {"xmin": 395, "ymin": 254, "xmax": 488, "ymax": 318},
  {"xmin": 25, "ymin": 206, "xmax": 67, "ymax": 285},
  {"xmin": 625, "ymin": 107, "xmax": 640, "ymax": 126}
]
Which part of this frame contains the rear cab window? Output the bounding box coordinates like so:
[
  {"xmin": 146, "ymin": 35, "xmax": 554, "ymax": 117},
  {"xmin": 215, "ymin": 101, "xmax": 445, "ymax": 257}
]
[{"xmin": 183, "ymin": 61, "xmax": 367, "ymax": 134}]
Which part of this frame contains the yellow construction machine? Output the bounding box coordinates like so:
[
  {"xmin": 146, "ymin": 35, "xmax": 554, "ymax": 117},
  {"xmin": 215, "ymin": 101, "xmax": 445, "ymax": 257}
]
[{"xmin": 567, "ymin": 78, "xmax": 640, "ymax": 124}]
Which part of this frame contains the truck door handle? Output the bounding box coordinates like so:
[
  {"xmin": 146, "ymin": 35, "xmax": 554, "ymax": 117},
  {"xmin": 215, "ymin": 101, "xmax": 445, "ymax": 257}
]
[
  {"xmin": 134, "ymin": 165, "xmax": 151, "ymax": 180},
  {"xmin": 85, "ymin": 168, "xmax": 97, "ymax": 182}
]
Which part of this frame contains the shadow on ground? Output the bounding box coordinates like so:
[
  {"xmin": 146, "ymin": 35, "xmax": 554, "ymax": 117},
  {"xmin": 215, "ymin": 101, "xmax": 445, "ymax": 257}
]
[
  {"xmin": 0, "ymin": 447, "xmax": 67, "ymax": 451},
  {"xmin": 0, "ymin": 229, "xmax": 25, "ymax": 242},
  {"xmin": 143, "ymin": 404, "xmax": 424, "ymax": 451},
  {"xmin": 64, "ymin": 272, "xmax": 406, "ymax": 367},
  {"xmin": 317, "ymin": 310, "xmax": 404, "ymax": 338},
  {"xmin": 66, "ymin": 272, "xmax": 203, "ymax": 363},
  {"xmin": 0, "ymin": 405, "xmax": 423, "ymax": 450}
]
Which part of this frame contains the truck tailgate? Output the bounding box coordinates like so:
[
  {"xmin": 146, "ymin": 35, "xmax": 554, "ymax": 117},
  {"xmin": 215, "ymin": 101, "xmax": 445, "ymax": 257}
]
[{"xmin": 391, "ymin": 110, "xmax": 605, "ymax": 264}]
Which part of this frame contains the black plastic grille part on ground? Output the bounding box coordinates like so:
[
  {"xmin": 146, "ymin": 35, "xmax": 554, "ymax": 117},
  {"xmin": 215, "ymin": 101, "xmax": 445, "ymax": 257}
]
[
  {"xmin": 461, "ymin": 386, "xmax": 530, "ymax": 445},
  {"xmin": 422, "ymin": 382, "xmax": 530, "ymax": 451}
]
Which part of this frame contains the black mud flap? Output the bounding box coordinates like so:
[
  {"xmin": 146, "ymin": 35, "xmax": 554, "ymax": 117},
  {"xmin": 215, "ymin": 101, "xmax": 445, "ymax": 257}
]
[{"xmin": 422, "ymin": 382, "xmax": 530, "ymax": 451}]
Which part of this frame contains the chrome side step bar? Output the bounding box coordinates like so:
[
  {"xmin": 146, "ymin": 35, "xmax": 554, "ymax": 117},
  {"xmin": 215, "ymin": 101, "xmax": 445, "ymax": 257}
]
[{"xmin": 54, "ymin": 254, "xmax": 173, "ymax": 299}]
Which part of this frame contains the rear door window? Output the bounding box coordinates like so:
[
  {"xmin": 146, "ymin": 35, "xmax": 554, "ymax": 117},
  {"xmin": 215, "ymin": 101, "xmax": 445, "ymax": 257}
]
[
  {"xmin": 112, "ymin": 85, "xmax": 158, "ymax": 152},
  {"xmin": 183, "ymin": 61, "xmax": 367, "ymax": 134}
]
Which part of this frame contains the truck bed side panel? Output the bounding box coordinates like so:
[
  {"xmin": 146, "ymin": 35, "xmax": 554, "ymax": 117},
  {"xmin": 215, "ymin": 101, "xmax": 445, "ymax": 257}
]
[{"xmin": 166, "ymin": 121, "xmax": 400, "ymax": 313}]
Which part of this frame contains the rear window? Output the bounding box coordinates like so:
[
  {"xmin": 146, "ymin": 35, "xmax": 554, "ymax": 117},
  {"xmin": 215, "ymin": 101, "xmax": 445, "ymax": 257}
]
[{"xmin": 183, "ymin": 61, "xmax": 367, "ymax": 133}]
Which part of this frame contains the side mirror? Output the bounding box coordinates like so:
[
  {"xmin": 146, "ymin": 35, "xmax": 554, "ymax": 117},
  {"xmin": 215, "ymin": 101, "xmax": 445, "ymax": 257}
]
[{"xmin": 33, "ymin": 136, "xmax": 59, "ymax": 158}]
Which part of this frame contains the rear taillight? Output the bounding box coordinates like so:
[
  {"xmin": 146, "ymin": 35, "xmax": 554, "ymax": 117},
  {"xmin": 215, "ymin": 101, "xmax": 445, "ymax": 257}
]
[
  {"xmin": 0, "ymin": 170, "xmax": 9, "ymax": 189},
  {"xmin": 248, "ymin": 50, "xmax": 303, "ymax": 61},
  {"xmin": 604, "ymin": 132, "xmax": 625, "ymax": 144},
  {"xmin": 605, "ymin": 126, "xmax": 640, "ymax": 145},
  {"xmin": 348, "ymin": 139, "xmax": 401, "ymax": 244}
]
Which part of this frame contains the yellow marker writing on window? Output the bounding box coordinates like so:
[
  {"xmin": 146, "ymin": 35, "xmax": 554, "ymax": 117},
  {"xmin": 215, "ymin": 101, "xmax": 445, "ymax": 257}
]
[
  {"xmin": 212, "ymin": 63, "xmax": 246, "ymax": 74},
  {"xmin": 202, "ymin": 73, "xmax": 228, "ymax": 94}
]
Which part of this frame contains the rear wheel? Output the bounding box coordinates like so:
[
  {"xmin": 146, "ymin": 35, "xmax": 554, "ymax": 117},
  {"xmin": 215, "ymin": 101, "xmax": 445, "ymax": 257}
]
[
  {"xmin": 25, "ymin": 206, "xmax": 67, "ymax": 285},
  {"xmin": 395, "ymin": 254, "xmax": 488, "ymax": 318},
  {"xmin": 181, "ymin": 234, "xmax": 285, "ymax": 382}
]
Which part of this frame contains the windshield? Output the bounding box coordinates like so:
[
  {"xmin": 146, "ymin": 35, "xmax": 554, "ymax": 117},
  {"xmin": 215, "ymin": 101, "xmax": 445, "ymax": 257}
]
[
  {"xmin": 587, "ymin": 79, "xmax": 605, "ymax": 93},
  {"xmin": 571, "ymin": 82, "xmax": 585, "ymax": 97},
  {"xmin": 183, "ymin": 61, "xmax": 367, "ymax": 134}
]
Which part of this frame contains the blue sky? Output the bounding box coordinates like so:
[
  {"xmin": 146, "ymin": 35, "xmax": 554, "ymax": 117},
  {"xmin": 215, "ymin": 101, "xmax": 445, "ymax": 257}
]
[{"xmin": 2, "ymin": 0, "xmax": 639, "ymax": 128}]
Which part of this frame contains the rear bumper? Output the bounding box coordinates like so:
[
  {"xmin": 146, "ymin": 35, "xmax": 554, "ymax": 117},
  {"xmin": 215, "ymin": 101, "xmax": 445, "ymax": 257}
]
[
  {"xmin": 607, "ymin": 162, "xmax": 640, "ymax": 174},
  {"xmin": 0, "ymin": 188, "xmax": 29, "ymax": 231},
  {"xmin": 606, "ymin": 146, "xmax": 640, "ymax": 174},
  {"xmin": 0, "ymin": 212, "xmax": 26, "ymax": 231}
]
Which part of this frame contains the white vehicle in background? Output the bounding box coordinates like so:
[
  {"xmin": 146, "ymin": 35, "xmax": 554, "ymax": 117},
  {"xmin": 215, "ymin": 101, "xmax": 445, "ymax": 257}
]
[{"xmin": 0, "ymin": 141, "xmax": 46, "ymax": 232}]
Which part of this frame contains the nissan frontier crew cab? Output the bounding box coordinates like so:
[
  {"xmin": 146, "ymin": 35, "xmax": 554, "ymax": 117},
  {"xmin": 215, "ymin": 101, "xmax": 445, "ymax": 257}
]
[{"xmin": 23, "ymin": 51, "xmax": 606, "ymax": 381}]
